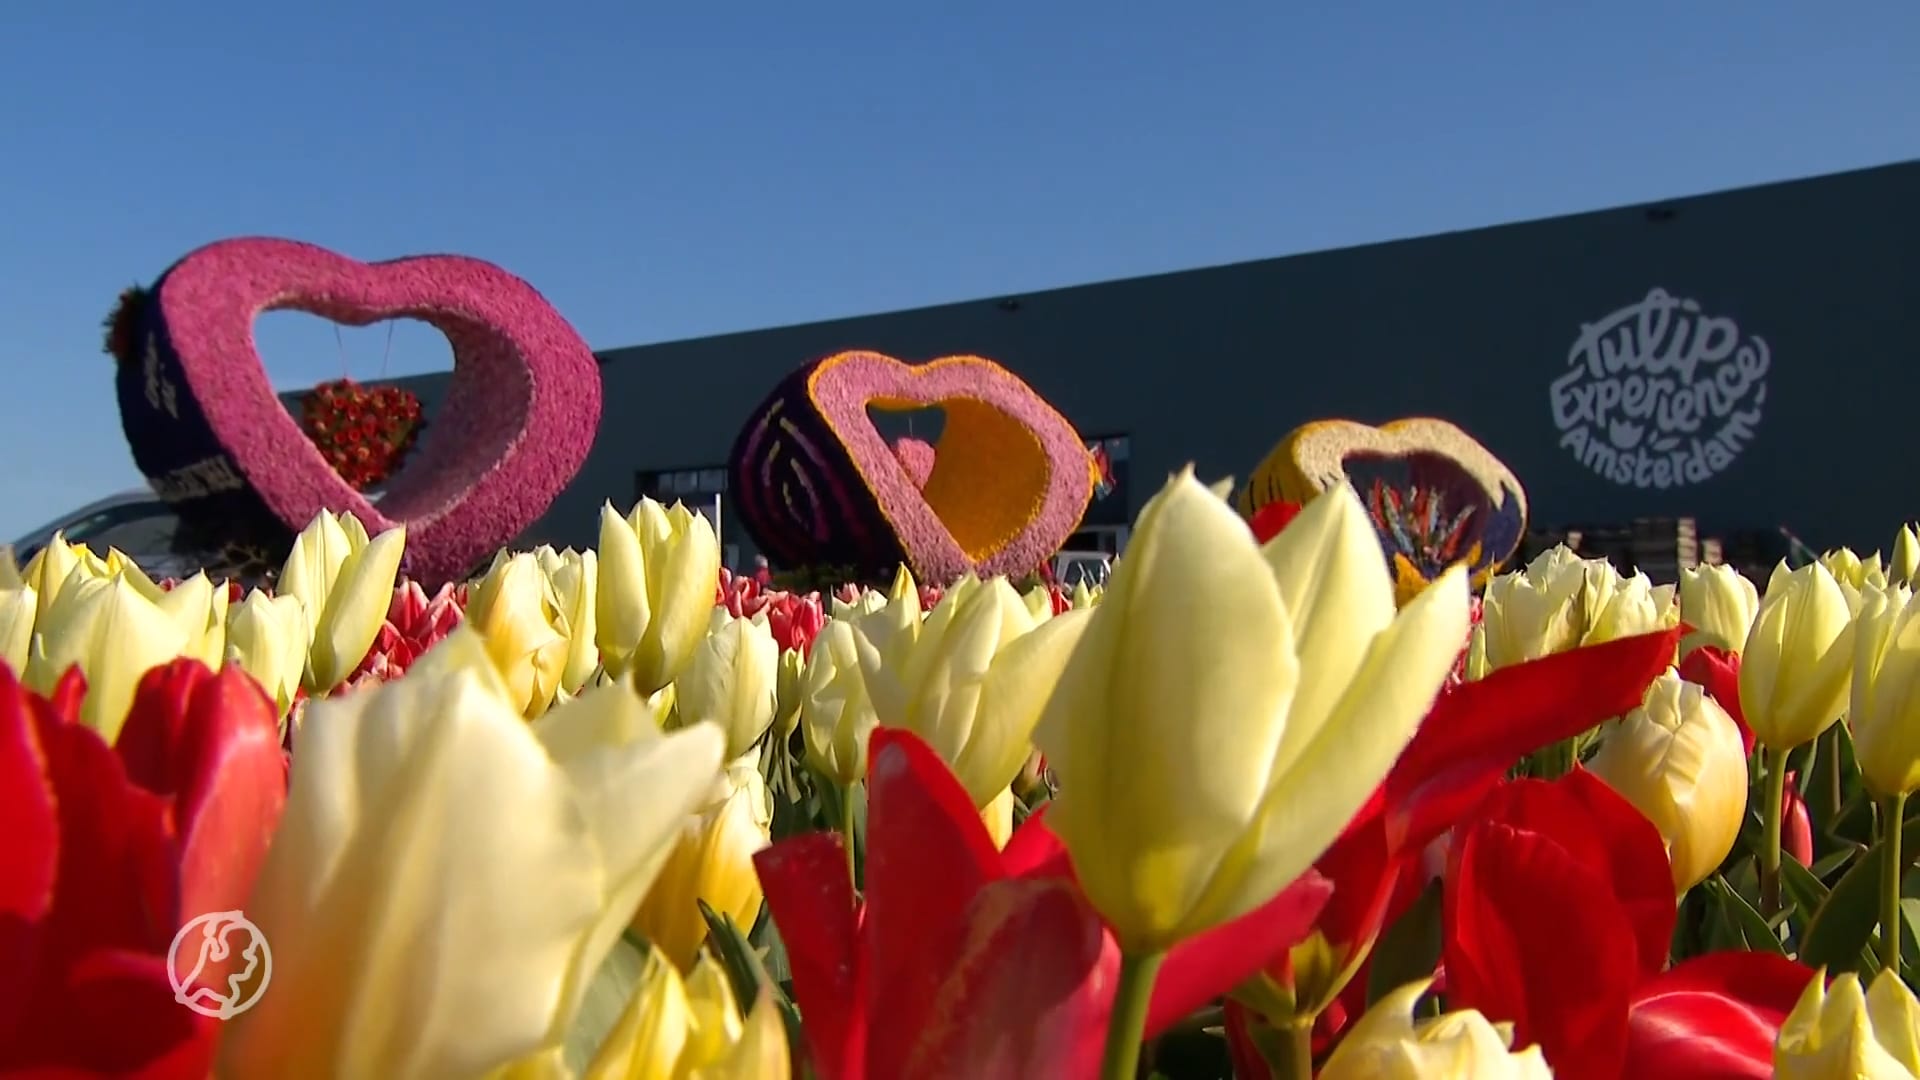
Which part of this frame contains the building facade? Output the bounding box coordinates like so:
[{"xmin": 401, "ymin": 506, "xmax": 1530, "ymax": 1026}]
[{"xmin": 383, "ymin": 160, "xmax": 1919, "ymax": 564}]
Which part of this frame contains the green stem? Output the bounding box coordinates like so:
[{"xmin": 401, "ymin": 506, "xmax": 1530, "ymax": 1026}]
[
  {"xmin": 840, "ymin": 783, "xmax": 859, "ymax": 894},
  {"xmin": 1272, "ymin": 1018, "xmax": 1315, "ymax": 1080},
  {"xmin": 1760, "ymin": 746, "xmax": 1789, "ymax": 917},
  {"xmin": 1884, "ymin": 792, "xmax": 1909, "ymax": 972},
  {"xmin": 1099, "ymin": 950, "xmax": 1165, "ymax": 1080}
]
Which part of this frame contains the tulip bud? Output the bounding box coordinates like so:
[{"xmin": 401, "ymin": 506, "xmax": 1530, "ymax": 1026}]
[
  {"xmin": 800, "ymin": 620, "xmax": 879, "ymax": 786},
  {"xmin": 630, "ymin": 764, "xmax": 772, "ymax": 972},
  {"xmin": 1035, "ymin": 471, "xmax": 1469, "ymax": 952},
  {"xmin": 466, "ymin": 552, "xmax": 572, "ymax": 719},
  {"xmin": 1783, "ymin": 772, "xmax": 1814, "ymax": 867},
  {"xmin": 535, "ymin": 545, "xmax": 599, "ymax": 694},
  {"xmin": 1739, "ymin": 562, "xmax": 1857, "ymax": 752},
  {"xmin": 1679, "ymin": 564, "xmax": 1761, "ymax": 656},
  {"xmin": 675, "ymin": 609, "xmax": 780, "ymax": 761},
  {"xmin": 1319, "ymin": 979, "xmax": 1551, "ymax": 1079},
  {"xmin": 25, "ymin": 575, "xmax": 189, "ymax": 740},
  {"xmin": 1587, "ymin": 669, "xmax": 1750, "ymax": 891},
  {"xmin": 1894, "ymin": 526, "xmax": 1920, "ymax": 589},
  {"xmin": 1849, "ymin": 583, "xmax": 1920, "ymax": 797},
  {"xmin": 0, "ymin": 585, "xmax": 35, "ymax": 675},
  {"xmin": 1774, "ymin": 968, "xmax": 1920, "ymax": 1076},
  {"xmin": 281, "ymin": 512, "xmax": 407, "ymax": 695},
  {"xmin": 595, "ymin": 500, "xmax": 722, "ymax": 694},
  {"xmin": 225, "ymin": 591, "xmax": 310, "ymax": 717}
]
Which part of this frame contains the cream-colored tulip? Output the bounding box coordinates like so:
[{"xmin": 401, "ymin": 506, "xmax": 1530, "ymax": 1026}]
[
  {"xmin": 630, "ymin": 762, "xmax": 772, "ymax": 971},
  {"xmin": 596, "ymin": 500, "xmax": 722, "ymax": 694},
  {"xmin": 151, "ymin": 571, "xmax": 228, "ymax": 670},
  {"xmin": 1893, "ymin": 526, "xmax": 1920, "ymax": 589},
  {"xmin": 25, "ymin": 575, "xmax": 189, "ymax": 741},
  {"xmin": 1740, "ymin": 562, "xmax": 1857, "ymax": 752},
  {"xmin": 584, "ymin": 947, "xmax": 790, "ymax": 1080},
  {"xmin": 1034, "ymin": 472, "xmax": 1470, "ymax": 951},
  {"xmin": 469, "ymin": 552, "xmax": 572, "ymax": 719},
  {"xmin": 857, "ymin": 575, "xmax": 1092, "ymax": 807},
  {"xmin": 0, "ymin": 585, "xmax": 34, "ymax": 675},
  {"xmin": 0, "ymin": 547, "xmax": 19, "ymax": 591},
  {"xmin": 1822, "ymin": 548, "xmax": 1888, "ymax": 592},
  {"xmin": 675, "ymin": 608, "xmax": 780, "ymax": 760},
  {"xmin": 772, "ymin": 647, "xmax": 805, "ymax": 746},
  {"xmin": 24, "ymin": 534, "xmax": 97, "ymax": 625},
  {"xmin": 535, "ymin": 545, "xmax": 600, "ymax": 693},
  {"xmin": 829, "ymin": 589, "xmax": 886, "ymax": 621},
  {"xmin": 1583, "ymin": 566, "xmax": 1679, "ymax": 646},
  {"xmin": 981, "ymin": 786, "xmax": 1017, "ymax": 850},
  {"xmin": 1850, "ymin": 583, "xmax": 1920, "ymax": 798},
  {"xmin": 219, "ymin": 629, "xmax": 726, "ymax": 1078},
  {"xmin": 225, "ymin": 591, "xmax": 311, "ymax": 716},
  {"xmin": 1320, "ymin": 979, "xmax": 1551, "ymax": 1080},
  {"xmin": 280, "ymin": 511, "xmax": 407, "ymax": 695},
  {"xmin": 1680, "ymin": 563, "xmax": 1762, "ymax": 655},
  {"xmin": 799, "ymin": 619, "xmax": 880, "ymax": 786},
  {"xmin": 1587, "ymin": 669, "xmax": 1750, "ymax": 890},
  {"xmin": 1775, "ymin": 968, "xmax": 1920, "ymax": 1078},
  {"xmin": 1021, "ymin": 583, "xmax": 1057, "ymax": 621},
  {"xmin": 1475, "ymin": 547, "xmax": 1590, "ymax": 672}
]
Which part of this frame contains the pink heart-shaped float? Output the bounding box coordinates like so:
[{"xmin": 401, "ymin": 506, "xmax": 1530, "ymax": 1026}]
[{"xmin": 112, "ymin": 237, "xmax": 601, "ymax": 587}]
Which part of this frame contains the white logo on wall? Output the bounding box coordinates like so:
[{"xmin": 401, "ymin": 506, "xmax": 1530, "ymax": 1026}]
[
  {"xmin": 1549, "ymin": 288, "xmax": 1770, "ymax": 489},
  {"xmin": 167, "ymin": 910, "xmax": 273, "ymax": 1020}
]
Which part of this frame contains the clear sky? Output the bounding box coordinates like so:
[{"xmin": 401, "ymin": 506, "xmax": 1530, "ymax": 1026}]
[{"xmin": 1, "ymin": 2, "xmax": 1913, "ymax": 539}]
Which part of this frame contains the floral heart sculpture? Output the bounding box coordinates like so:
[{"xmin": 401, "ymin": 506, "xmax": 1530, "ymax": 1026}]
[
  {"xmin": 299, "ymin": 379, "xmax": 426, "ymax": 492},
  {"xmin": 1241, "ymin": 417, "xmax": 1527, "ymax": 605},
  {"xmin": 109, "ymin": 237, "xmax": 602, "ymax": 588},
  {"xmin": 728, "ymin": 351, "xmax": 1096, "ymax": 583}
]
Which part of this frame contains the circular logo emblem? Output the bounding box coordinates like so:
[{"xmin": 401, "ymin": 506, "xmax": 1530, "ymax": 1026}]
[
  {"xmin": 167, "ymin": 910, "xmax": 273, "ymax": 1020},
  {"xmin": 1548, "ymin": 288, "xmax": 1771, "ymax": 489}
]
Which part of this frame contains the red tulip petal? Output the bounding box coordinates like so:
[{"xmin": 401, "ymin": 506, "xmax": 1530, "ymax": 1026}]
[
  {"xmin": 1250, "ymin": 502, "xmax": 1304, "ymax": 544},
  {"xmin": 119, "ymin": 663, "xmax": 287, "ymax": 923},
  {"xmin": 1223, "ymin": 1001, "xmax": 1275, "ymax": 1080},
  {"xmin": 1624, "ymin": 953, "xmax": 1815, "ymax": 1080},
  {"xmin": 755, "ymin": 834, "xmax": 863, "ymax": 1080},
  {"xmin": 1309, "ymin": 816, "xmax": 1403, "ymax": 952},
  {"xmin": 1782, "ymin": 778, "xmax": 1814, "ymax": 866},
  {"xmin": 19, "ymin": 947, "xmax": 218, "ymax": 1079},
  {"xmin": 1678, "ymin": 647, "xmax": 1755, "ymax": 755},
  {"xmin": 1144, "ymin": 870, "xmax": 1334, "ymax": 1038},
  {"xmin": 1389, "ymin": 629, "xmax": 1682, "ymax": 852},
  {"xmin": 1444, "ymin": 818, "xmax": 1637, "ymax": 1080},
  {"xmin": 0, "ymin": 669, "xmax": 59, "ymax": 1041},
  {"xmin": 1001, "ymin": 807, "xmax": 1073, "ymax": 881},
  {"xmin": 887, "ymin": 877, "xmax": 1112, "ymax": 1080},
  {"xmin": 45, "ymin": 666, "xmax": 88, "ymax": 726}
]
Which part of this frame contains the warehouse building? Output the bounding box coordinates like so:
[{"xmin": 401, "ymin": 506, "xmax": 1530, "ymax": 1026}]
[{"xmin": 381, "ymin": 159, "xmax": 1919, "ymax": 569}]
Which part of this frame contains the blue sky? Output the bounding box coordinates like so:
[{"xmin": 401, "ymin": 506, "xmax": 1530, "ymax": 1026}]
[{"xmin": 1, "ymin": 2, "xmax": 1913, "ymax": 539}]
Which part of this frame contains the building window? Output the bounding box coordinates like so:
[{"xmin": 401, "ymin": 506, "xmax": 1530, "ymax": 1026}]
[{"xmin": 635, "ymin": 465, "xmax": 728, "ymax": 506}]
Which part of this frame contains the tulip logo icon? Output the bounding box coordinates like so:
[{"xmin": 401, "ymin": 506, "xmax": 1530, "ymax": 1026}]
[{"xmin": 166, "ymin": 910, "xmax": 273, "ymax": 1020}]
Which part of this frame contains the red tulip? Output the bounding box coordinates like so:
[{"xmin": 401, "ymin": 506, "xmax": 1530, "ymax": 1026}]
[
  {"xmin": 1248, "ymin": 501, "xmax": 1304, "ymax": 544},
  {"xmin": 1444, "ymin": 769, "xmax": 1812, "ymax": 1080},
  {"xmin": 347, "ymin": 580, "xmax": 466, "ymax": 686},
  {"xmin": 1246, "ymin": 627, "xmax": 1685, "ymax": 1055},
  {"xmin": 1781, "ymin": 772, "xmax": 1814, "ymax": 867},
  {"xmin": 1, "ymin": 656, "xmax": 290, "ymax": 1077},
  {"xmin": 755, "ymin": 729, "xmax": 1333, "ymax": 1080},
  {"xmin": 1678, "ymin": 645, "xmax": 1756, "ymax": 754}
]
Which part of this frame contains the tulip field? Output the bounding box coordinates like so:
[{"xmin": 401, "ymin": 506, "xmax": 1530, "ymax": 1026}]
[{"xmin": 11, "ymin": 470, "xmax": 1920, "ymax": 1079}]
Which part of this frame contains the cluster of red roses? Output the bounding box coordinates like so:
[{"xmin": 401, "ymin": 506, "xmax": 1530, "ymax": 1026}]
[{"xmin": 297, "ymin": 378, "xmax": 425, "ymax": 491}]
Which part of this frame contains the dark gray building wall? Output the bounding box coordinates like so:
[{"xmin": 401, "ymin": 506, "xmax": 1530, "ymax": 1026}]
[{"xmin": 386, "ymin": 160, "xmax": 1920, "ymax": 557}]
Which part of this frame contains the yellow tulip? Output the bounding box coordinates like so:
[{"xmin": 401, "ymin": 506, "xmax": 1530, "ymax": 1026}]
[
  {"xmin": 535, "ymin": 545, "xmax": 600, "ymax": 693},
  {"xmin": 225, "ymin": 591, "xmax": 311, "ymax": 716},
  {"xmin": 24, "ymin": 574, "xmax": 189, "ymax": 741},
  {"xmin": 772, "ymin": 647, "xmax": 805, "ymax": 747},
  {"xmin": 0, "ymin": 547, "xmax": 19, "ymax": 591},
  {"xmin": 1320, "ymin": 979, "xmax": 1551, "ymax": 1079},
  {"xmin": 24, "ymin": 534, "xmax": 95, "ymax": 625},
  {"xmin": 0, "ymin": 585, "xmax": 35, "ymax": 675},
  {"xmin": 1775, "ymin": 968, "xmax": 1920, "ymax": 1077},
  {"xmin": 219, "ymin": 629, "xmax": 726, "ymax": 1078},
  {"xmin": 1893, "ymin": 526, "xmax": 1920, "ymax": 589},
  {"xmin": 981, "ymin": 786, "xmax": 1017, "ymax": 850},
  {"xmin": 1474, "ymin": 547, "xmax": 1678, "ymax": 676},
  {"xmin": 799, "ymin": 619, "xmax": 880, "ymax": 786},
  {"xmin": 280, "ymin": 510, "xmax": 407, "ymax": 695},
  {"xmin": 675, "ymin": 609, "xmax": 780, "ymax": 761},
  {"xmin": 152, "ymin": 571, "xmax": 228, "ymax": 670},
  {"xmin": 1679, "ymin": 563, "xmax": 1762, "ymax": 655},
  {"xmin": 1021, "ymin": 582, "xmax": 1056, "ymax": 621},
  {"xmin": 470, "ymin": 552, "xmax": 573, "ymax": 719},
  {"xmin": 829, "ymin": 589, "xmax": 886, "ymax": 621},
  {"xmin": 585, "ymin": 947, "xmax": 790, "ymax": 1080},
  {"xmin": 1822, "ymin": 548, "xmax": 1888, "ymax": 592},
  {"xmin": 1587, "ymin": 668, "xmax": 1750, "ymax": 891},
  {"xmin": 596, "ymin": 500, "xmax": 722, "ymax": 694},
  {"xmin": 631, "ymin": 763, "xmax": 772, "ymax": 971},
  {"xmin": 1850, "ymin": 583, "xmax": 1920, "ymax": 798},
  {"xmin": 857, "ymin": 575, "xmax": 1092, "ymax": 807},
  {"xmin": 1033, "ymin": 471, "xmax": 1470, "ymax": 952},
  {"xmin": 1584, "ymin": 567, "xmax": 1679, "ymax": 646},
  {"xmin": 1070, "ymin": 581, "xmax": 1097, "ymax": 610},
  {"xmin": 1740, "ymin": 562, "xmax": 1857, "ymax": 752}
]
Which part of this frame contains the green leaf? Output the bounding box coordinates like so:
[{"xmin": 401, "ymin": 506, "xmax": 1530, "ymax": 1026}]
[
  {"xmin": 1366, "ymin": 880, "xmax": 1444, "ymax": 1006},
  {"xmin": 699, "ymin": 900, "xmax": 807, "ymax": 1064},
  {"xmin": 1801, "ymin": 834, "xmax": 1912, "ymax": 973},
  {"xmin": 1709, "ymin": 876, "xmax": 1788, "ymax": 956},
  {"xmin": 563, "ymin": 929, "xmax": 648, "ymax": 1072},
  {"xmin": 1780, "ymin": 857, "xmax": 1833, "ymax": 924},
  {"xmin": 748, "ymin": 902, "xmax": 792, "ymax": 987},
  {"xmin": 1811, "ymin": 846, "xmax": 1860, "ymax": 881}
]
